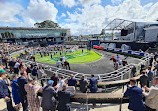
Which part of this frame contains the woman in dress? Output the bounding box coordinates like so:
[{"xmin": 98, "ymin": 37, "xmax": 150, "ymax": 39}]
[
  {"xmin": 25, "ymin": 78, "xmax": 41, "ymax": 111},
  {"xmin": 10, "ymin": 75, "xmax": 21, "ymax": 110}
]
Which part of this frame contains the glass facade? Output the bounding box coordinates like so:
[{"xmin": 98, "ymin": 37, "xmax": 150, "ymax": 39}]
[{"xmin": 0, "ymin": 27, "xmax": 70, "ymax": 39}]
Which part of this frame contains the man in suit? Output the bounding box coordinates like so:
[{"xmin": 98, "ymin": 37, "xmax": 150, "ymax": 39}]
[
  {"xmin": 68, "ymin": 74, "xmax": 77, "ymax": 87},
  {"xmin": 41, "ymin": 80, "xmax": 57, "ymax": 111},
  {"xmin": 143, "ymin": 77, "xmax": 158, "ymax": 111},
  {"xmin": 89, "ymin": 74, "xmax": 98, "ymax": 93},
  {"xmin": 0, "ymin": 72, "xmax": 16, "ymax": 111},
  {"xmin": 17, "ymin": 72, "xmax": 28, "ymax": 111},
  {"xmin": 124, "ymin": 78, "xmax": 146, "ymax": 111},
  {"xmin": 79, "ymin": 75, "xmax": 88, "ymax": 93},
  {"xmin": 57, "ymin": 84, "xmax": 71, "ymax": 111},
  {"xmin": 140, "ymin": 71, "xmax": 148, "ymax": 88}
]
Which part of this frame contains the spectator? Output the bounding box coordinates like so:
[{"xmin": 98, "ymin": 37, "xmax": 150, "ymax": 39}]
[
  {"xmin": 140, "ymin": 71, "xmax": 148, "ymax": 88},
  {"xmin": 14, "ymin": 60, "xmax": 20, "ymax": 74},
  {"xmin": 154, "ymin": 60, "xmax": 158, "ymax": 77},
  {"xmin": 79, "ymin": 75, "xmax": 88, "ymax": 93},
  {"xmin": 25, "ymin": 78, "xmax": 41, "ymax": 111},
  {"xmin": 56, "ymin": 76, "xmax": 66, "ymax": 91},
  {"xmin": 8, "ymin": 58, "xmax": 16, "ymax": 73},
  {"xmin": 114, "ymin": 60, "xmax": 119, "ymax": 70},
  {"xmin": 147, "ymin": 67, "xmax": 154, "ymax": 87},
  {"xmin": 89, "ymin": 74, "xmax": 98, "ymax": 93},
  {"xmin": 143, "ymin": 77, "xmax": 158, "ymax": 111},
  {"xmin": 37, "ymin": 66, "xmax": 45, "ymax": 87},
  {"xmin": 17, "ymin": 72, "xmax": 28, "ymax": 111},
  {"xmin": 41, "ymin": 80, "xmax": 57, "ymax": 111},
  {"xmin": 32, "ymin": 65, "xmax": 38, "ymax": 79},
  {"xmin": 0, "ymin": 72, "xmax": 16, "ymax": 111},
  {"xmin": 124, "ymin": 78, "xmax": 146, "ymax": 111},
  {"xmin": 10, "ymin": 75, "xmax": 21, "ymax": 110},
  {"xmin": 131, "ymin": 65, "xmax": 137, "ymax": 77},
  {"xmin": 20, "ymin": 63, "xmax": 27, "ymax": 74},
  {"xmin": 26, "ymin": 64, "xmax": 32, "ymax": 75},
  {"xmin": 149, "ymin": 55, "xmax": 154, "ymax": 67},
  {"xmin": 50, "ymin": 73, "xmax": 59, "ymax": 87},
  {"xmin": 57, "ymin": 84, "xmax": 71, "ymax": 111},
  {"xmin": 68, "ymin": 74, "xmax": 77, "ymax": 87}
]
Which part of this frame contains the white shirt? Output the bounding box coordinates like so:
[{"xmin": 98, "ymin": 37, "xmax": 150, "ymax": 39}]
[{"xmin": 14, "ymin": 62, "xmax": 20, "ymax": 68}]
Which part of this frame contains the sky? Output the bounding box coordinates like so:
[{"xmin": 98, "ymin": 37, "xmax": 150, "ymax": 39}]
[{"xmin": 0, "ymin": 0, "xmax": 158, "ymax": 35}]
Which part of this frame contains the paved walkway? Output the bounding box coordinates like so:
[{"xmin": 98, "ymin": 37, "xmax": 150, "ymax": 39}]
[{"xmin": 40, "ymin": 49, "xmax": 142, "ymax": 74}]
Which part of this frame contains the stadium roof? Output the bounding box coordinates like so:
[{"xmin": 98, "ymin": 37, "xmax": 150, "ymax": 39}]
[{"xmin": 103, "ymin": 18, "xmax": 158, "ymax": 31}]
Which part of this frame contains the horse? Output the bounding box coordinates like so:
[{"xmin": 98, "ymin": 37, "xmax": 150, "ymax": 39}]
[
  {"xmin": 59, "ymin": 57, "xmax": 70, "ymax": 70},
  {"xmin": 110, "ymin": 56, "xmax": 117, "ymax": 62},
  {"xmin": 30, "ymin": 56, "xmax": 36, "ymax": 62}
]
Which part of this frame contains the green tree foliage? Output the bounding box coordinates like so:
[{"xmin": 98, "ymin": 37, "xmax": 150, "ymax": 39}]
[{"xmin": 34, "ymin": 20, "xmax": 61, "ymax": 28}]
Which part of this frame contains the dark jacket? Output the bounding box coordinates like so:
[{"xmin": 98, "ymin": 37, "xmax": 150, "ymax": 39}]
[
  {"xmin": 140, "ymin": 75, "xmax": 148, "ymax": 87},
  {"xmin": 50, "ymin": 75, "xmax": 59, "ymax": 87},
  {"xmin": 32, "ymin": 68, "xmax": 38, "ymax": 76},
  {"xmin": 124, "ymin": 85, "xmax": 146, "ymax": 111},
  {"xmin": 147, "ymin": 70, "xmax": 154, "ymax": 81},
  {"xmin": 89, "ymin": 77, "xmax": 98, "ymax": 93},
  {"xmin": 17, "ymin": 76, "xmax": 28, "ymax": 97},
  {"xmin": 68, "ymin": 78, "xmax": 77, "ymax": 87},
  {"xmin": 41, "ymin": 86, "xmax": 57, "ymax": 109},
  {"xmin": 57, "ymin": 90, "xmax": 71, "ymax": 111},
  {"xmin": 79, "ymin": 79, "xmax": 88, "ymax": 93},
  {"xmin": 0, "ymin": 79, "xmax": 10, "ymax": 98}
]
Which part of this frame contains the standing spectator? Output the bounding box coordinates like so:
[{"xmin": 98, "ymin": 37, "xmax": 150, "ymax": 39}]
[
  {"xmin": 14, "ymin": 60, "xmax": 20, "ymax": 74},
  {"xmin": 10, "ymin": 75, "xmax": 21, "ymax": 110},
  {"xmin": 143, "ymin": 77, "xmax": 158, "ymax": 111},
  {"xmin": 79, "ymin": 75, "xmax": 88, "ymax": 93},
  {"xmin": 20, "ymin": 63, "xmax": 27, "ymax": 74},
  {"xmin": 154, "ymin": 52, "xmax": 158, "ymax": 61},
  {"xmin": 149, "ymin": 55, "xmax": 154, "ymax": 67},
  {"xmin": 131, "ymin": 65, "xmax": 137, "ymax": 77},
  {"xmin": 124, "ymin": 79, "xmax": 146, "ymax": 111},
  {"xmin": 41, "ymin": 80, "xmax": 57, "ymax": 111},
  {"xmin": 17, "ymin": 72, "xmax": 28, "ymax": 111},
  {"xmin": 154, "ymin": 60, "xmax": 158, "ymax": 77},
  {"xmin": 147, "ymin": 67, "xmax": 154, "ymax": 87},
  {"xmin": 0, "ymin": 72, "xmax": 16, "ymax": 111},
  {"xmin": 68, "ymin": 74, "xmax": 77, "ymax": 87},
  {"xmin": 37, "ymin": 66, "xmax": 45, "ymax": 87},
  {"xmin": 50, "ymin": 73, "xmax": 59, "ymax": 87},
  {"xmin": 56, "ymin": 76, "xmax": 66, "ymax": 90},
  {"xmin": 25, "ymin": 78, "xmax": 41, "ymax": 111},
  {"xmin": 26, "ymin": 64, "xmax": 32, "ymax": 75},
  {"xmin": 140, "ymin": 71, "xmax": 148, "ymax": 88},
  {"xmin": 89, "ymin": 74, "xmax": 98, "ymax": 93},
  {"xmin": 57, "ymin": 84, "xmax": 71, "ymax": 111},
  {"xmin": 32, "ymin": 65, "xmax": 38, "ymax": 79},
  {"xmin": 8, "ymin": 58, "xmax": 16, "ymax": 73}
]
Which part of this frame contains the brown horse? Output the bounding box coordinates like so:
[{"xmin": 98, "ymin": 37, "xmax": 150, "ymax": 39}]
[
  {"xmin": 59, "ymin": 57, "xmax": 70, "ymax": 70},
  {"xmin": 30, "ymin": 56, "xmax": 36, "ymax": 62}
]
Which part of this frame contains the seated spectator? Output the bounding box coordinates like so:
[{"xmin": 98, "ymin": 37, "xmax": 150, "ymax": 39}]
[
  {"xmin": 25, "ymin": 78, "xmax": 41, "ymax": 111},
  {"xmin": 41, "ymin": 80, "xmax": 57, "ymax": 111},
  {"xmin": 57, "ymin": 84, "xmax": 71, "ymax": 111},
  {"xmin": 140, "ymin": 71, "xmax": 148, "ymax": 88},
  {"xmin": 0, "ymin": 72, "xmax": 16, "ymax": 111},
  {"xmin": 143, "ymin": 77, "xmax": 158, "ymax": 111},
  {"xmin": 68, "ymin": 74, "xmax": 77, "ymax": 87},
  {"xmin": 50, "ymin": 73, "xmax": 59, "ymax": 87},
  {"xmin": 79, "ymin": 75, "xmax": 88, "ymax": 93},
  {"xmin": 89, "ymin": 74, "xmax": 98, "ymax": 93},
  {"xmin": 10, "ymin": 75, "xmax": 21, "ymax": 110},
  {"xmin": 147, "ymin": 67, "xmax": 154, "ymax": 87},
  {"xmin": 124, "ymin": 78, "xmax": 146, "ymax": 111}
]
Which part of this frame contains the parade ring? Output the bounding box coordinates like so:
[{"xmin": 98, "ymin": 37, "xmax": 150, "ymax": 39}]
[{"xmin": 34, "ymin": 50, "xmax": 102, "ymax": 64}]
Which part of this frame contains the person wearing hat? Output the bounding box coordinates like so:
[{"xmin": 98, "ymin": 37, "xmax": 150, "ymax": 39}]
[{"xmin": 41, "ymin": 80, "xmax": 57, "ymax": 111}]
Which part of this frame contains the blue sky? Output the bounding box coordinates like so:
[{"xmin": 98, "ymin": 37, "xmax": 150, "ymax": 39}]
[{"xmin": 0, "ymin": 0, "xmax": 158, "ymax": 35}]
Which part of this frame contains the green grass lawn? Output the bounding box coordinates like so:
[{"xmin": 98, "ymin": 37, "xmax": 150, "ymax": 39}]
[{"xmin": 35, "ymin": 50, "xmax": 102, "ymax": 63}]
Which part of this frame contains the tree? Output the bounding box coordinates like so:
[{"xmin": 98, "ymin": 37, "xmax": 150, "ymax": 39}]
[{"xmin": 34, "ymin": 20, "xmax": 61, "ymax": 28}]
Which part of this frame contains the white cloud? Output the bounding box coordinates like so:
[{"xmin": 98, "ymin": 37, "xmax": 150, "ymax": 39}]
[
  {"xmin": 0, "ymin": 2, "xmax": 23, "ymax": 23},
  {"xmin": 63, "ymin": 0, "xmax": 158, "ymax": 35},
  {"xmin": 61, "ymin": 13, "xmax": 66, "ymax": 18},
  {"xmin": 25, "ymin": 0, "xmax": 58, "ymax": 22},
  {"xmin": 111, "ymin": 0, "xmax": 123, "ymax": 5},
  {"xmin": 78, "ymin": 0, "xmax": 101, "ymax": 7},
  {"xmin": 61, "ymin": 0, "xmax": 76, "ymax": 8}
]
